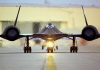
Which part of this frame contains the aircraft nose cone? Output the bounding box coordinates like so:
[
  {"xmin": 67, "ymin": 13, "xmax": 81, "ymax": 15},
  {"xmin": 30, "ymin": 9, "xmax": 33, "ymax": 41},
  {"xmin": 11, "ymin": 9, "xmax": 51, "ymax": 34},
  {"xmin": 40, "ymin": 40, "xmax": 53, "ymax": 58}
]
[{"xmin": 48, "ymin": 23, "xmax": 52, "ymax": 25}]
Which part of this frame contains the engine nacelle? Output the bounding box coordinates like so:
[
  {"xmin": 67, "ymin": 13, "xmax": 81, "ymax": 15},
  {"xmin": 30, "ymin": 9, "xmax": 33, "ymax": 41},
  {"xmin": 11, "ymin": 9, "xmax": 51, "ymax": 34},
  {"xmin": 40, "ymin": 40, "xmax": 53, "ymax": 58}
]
[
  {"xmin": 2, "ymin": 25, "xmax": 20, "ymax": 41},
  {"xmin": 82, "ymin": 25, "xmax": 99, "ymax": 41}
]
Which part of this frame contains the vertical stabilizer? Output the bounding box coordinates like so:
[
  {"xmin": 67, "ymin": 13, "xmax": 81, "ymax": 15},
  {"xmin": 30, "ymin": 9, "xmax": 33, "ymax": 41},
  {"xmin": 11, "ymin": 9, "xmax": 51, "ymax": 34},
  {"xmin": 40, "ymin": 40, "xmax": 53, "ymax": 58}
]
[
  {"xmin": 82, "ymin": 5, "xmax": 88, "ymax": 26},
  {"xmin": 14, "ymin": 5, "xmax": 21, "ymax": 26}
]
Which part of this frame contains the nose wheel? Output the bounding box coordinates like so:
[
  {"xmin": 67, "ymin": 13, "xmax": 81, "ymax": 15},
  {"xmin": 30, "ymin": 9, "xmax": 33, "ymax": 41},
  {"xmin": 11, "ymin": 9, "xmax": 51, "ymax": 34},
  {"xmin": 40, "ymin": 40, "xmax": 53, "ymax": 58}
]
[{"xmin": 47, "ymin": 47, "xmax": 53, "ymax": 53}]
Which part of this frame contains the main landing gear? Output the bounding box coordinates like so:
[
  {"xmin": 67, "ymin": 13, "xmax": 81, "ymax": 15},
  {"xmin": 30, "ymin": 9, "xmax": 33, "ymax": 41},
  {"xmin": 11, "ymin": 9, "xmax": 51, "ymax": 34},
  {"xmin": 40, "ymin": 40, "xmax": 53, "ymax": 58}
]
[
  {"xmin": 24, "ymin": 47, "xmax": 31, "ymax": 53},
  {"xmin": 24, "ymin": 36, "xmax": 32, "ymax": 53},
  {"xmin": 70, "ymin": 46, "xmax": 78, "ymax": 53},
  {"xmin": 70, "ymin": 36, "xmax": 78, "ymax": 53}
]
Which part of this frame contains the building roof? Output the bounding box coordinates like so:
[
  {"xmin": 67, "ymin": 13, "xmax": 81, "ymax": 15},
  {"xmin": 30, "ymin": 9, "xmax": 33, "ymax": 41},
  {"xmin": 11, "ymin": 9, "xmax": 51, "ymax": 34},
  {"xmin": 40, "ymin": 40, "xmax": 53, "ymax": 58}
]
[{"xmin": 0, "ymin": 3, "xmax": 98, "ymax": 7}]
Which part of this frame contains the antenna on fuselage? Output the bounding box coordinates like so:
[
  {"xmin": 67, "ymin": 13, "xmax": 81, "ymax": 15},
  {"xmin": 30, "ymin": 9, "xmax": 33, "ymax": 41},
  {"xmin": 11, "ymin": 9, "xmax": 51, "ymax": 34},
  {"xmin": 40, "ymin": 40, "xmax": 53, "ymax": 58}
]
[
  {"xmin": 81, "ymin": 5, "xmax": 88, "ymax": 26},
  {"xmin": 14, "ymin": 5, "xmax": 21, "ymax": 26}
]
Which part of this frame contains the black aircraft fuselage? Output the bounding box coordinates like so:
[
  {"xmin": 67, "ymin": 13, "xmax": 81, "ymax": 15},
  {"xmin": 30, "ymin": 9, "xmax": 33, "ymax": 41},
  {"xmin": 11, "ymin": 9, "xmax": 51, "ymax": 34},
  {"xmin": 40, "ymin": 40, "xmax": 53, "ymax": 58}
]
[
  {"xmin": 0, "ymin": 5, "xmax": 100, "ymax": 53},
  {"xmin": 33, "ymin": 23, "xmax": 68, "ymax": 41}
]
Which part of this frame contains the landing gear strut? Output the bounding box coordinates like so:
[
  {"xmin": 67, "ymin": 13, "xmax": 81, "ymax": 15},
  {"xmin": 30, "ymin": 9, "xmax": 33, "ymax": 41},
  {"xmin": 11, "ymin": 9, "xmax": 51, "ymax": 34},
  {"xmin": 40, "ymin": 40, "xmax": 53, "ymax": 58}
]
[
  {"xmin": 24, "ymin": 36, "xmax": 32, "ymax": 53},
  {"xmin": 70, "ymin": 36, "xmax": 78, "ymax": 53}
]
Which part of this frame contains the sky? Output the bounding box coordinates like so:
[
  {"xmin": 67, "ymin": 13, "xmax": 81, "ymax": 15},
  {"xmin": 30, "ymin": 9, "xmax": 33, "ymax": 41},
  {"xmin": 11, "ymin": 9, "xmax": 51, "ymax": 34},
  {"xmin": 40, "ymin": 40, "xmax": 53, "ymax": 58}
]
[{"xmin": 0, "ymin": 0, "xmax": 100, "ymax": 7}]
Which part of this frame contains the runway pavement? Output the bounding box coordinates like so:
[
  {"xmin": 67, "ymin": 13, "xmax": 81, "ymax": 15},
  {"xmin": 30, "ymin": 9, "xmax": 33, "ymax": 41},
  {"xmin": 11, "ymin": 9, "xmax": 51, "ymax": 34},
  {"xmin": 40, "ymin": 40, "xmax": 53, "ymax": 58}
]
[{"xmin": 0, "ymin": 45, "xmax": 100, "ymax": 70}]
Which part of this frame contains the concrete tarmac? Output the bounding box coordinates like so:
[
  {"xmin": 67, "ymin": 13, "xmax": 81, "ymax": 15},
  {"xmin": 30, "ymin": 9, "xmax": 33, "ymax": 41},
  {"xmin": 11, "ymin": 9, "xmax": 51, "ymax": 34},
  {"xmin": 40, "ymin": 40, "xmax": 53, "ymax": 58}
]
[{"xmin": 0, "ymin": 45, "xmax": 100, "ymax": 70}]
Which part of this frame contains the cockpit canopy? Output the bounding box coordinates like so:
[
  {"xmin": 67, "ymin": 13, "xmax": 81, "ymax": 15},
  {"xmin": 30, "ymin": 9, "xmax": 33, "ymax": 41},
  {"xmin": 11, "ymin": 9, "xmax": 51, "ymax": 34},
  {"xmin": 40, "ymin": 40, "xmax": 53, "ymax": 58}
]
[{"xmin": 46, "ymin": 23, "xmax": 54, "ymax": 28}]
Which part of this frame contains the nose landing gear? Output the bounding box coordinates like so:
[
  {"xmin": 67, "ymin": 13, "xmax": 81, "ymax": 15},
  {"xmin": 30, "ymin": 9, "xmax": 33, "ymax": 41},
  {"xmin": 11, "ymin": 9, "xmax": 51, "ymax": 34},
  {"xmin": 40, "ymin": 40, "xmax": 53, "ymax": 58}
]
[{"xmin": 47, "ymin": 47, "xmax": 53, "ymax": 53}]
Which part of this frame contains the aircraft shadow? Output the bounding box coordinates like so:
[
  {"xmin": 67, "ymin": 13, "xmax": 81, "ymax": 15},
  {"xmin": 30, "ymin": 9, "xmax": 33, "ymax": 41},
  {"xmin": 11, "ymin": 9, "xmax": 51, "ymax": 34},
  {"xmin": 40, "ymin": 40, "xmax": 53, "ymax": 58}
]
[
  {"xmin": 0, "ymin": 52, "xmax": 24, "ymax": 54},
  {"xmin": 0, "ymin": 52, "xmax": 100, "ymax": 54},
  {"xmin": 54, "ymin": 52, "xmax": 100, "ymax": 53}
]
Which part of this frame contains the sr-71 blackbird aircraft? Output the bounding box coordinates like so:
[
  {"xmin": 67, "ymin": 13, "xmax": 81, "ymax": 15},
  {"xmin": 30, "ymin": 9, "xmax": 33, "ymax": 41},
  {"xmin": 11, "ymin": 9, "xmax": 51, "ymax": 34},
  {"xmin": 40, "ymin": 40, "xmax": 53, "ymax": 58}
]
[{"xmin": 0, "ymin": 5, "xmax": 100, "ymax": 53}]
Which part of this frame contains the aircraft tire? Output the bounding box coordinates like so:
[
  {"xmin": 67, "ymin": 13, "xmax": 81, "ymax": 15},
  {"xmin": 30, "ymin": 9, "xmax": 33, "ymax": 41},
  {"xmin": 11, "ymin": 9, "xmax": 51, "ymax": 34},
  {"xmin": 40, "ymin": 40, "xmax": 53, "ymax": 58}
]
[
  {"xmin": 26, "ymin": 47, "xmax": 29, "ymax": 53},
  {"xmin": 42, "ymin": 46, "xmax": 44, "ymax": 50},
  {"xmin": 47, "ymin": 47, "xmax": 49, "ymax": 53},
  {"xmin": 75, "ymin": 47, "xmax": 78, "ymax": 53},
  {"xmin": 51, "ymin": 47, "xmax": 53, "ymax": 53},
  {"xmin": 70, "ymin": 47, "xmax": 72, "ymax": 53},
  {"xmin": 29, "ymin": 47, "xmax": 31, "ymax": 53},
  {"xmin": 24, "ymin": 47, "xmax": 26, "ymax": 53},
  {"xmin": 72, "ymin": 47, "xmax": 75, "ymax": 53}
]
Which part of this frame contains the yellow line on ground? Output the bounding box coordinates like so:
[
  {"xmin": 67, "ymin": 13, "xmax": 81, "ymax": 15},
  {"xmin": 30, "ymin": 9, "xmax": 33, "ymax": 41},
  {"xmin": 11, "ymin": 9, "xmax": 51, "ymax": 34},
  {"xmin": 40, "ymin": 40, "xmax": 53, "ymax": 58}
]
[{"xmin": 46, "ymin": 53, "xmax": 56, "ymax": 70}]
